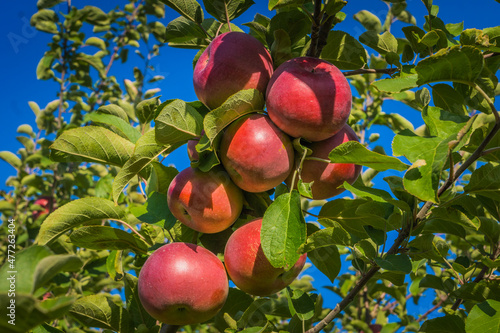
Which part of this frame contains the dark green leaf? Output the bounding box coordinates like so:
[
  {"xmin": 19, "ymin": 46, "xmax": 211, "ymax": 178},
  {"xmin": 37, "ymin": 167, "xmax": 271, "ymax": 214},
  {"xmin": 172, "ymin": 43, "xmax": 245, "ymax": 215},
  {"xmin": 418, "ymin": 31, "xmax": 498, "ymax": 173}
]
[
  {"xmin": 320, "ymin": 31, "xmax": 367, "ymax": 70},
  {"xmin": 374, "ymin": 254, "xmax": 412, "ymax": 273},
  {"xmin": 420, "ymin": 315, "xmax": 465, "ymax": 333},
  {"xmin": 464, "ymin": 163, "xmax": 500, "ymax": 201},
  {"xmin": 267, "ymin": 8, "xmax": 311, "ymax": 46},
  {"xmin": 286, "ymin": 287, "xmax": 315, "ymax": 321},
  {"xmin": 308, "ymin": 244, "xmax": 341, "ymax": 283},
  {"xmin": 33, "ymin": 254, "xmax": 83, "ymax": 292},
  {"xmin": 432, "ymin": 84, "xmax": 468, "ymax": 115}
]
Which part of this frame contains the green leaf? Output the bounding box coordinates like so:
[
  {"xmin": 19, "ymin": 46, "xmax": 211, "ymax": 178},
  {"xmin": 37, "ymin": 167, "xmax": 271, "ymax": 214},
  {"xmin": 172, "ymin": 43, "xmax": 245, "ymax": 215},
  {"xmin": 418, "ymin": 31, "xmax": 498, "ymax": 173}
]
[
  {"xmin": 69, "ymin": 226, "xmax": 150, "ymax": 254},
  {"xmin": 354, "ymin": 10, "xmax": 382, "ymax": 33},
  {"xmin": 261, "ymin": 190, "xmax": 306, "ymax": 268},
  {"xmin": 30, "ymin": 9, "xmax": 59, "ymax": 34},
  {"xmin": 203, "ymin": 0, "xmax": 255, "ymax": 23},
  {"xmin": 427, "ymin": 206, "xmax": 480, "ymax": 230},
  {"xmin": 271, "ymin": 29, "xmax": 293, "ymax": 68},
  {"xmin": 69, "ymin": 294, "xmax": 132, "ymax": 332},
  {"xmin": 372, "ymin": 65, "xmax": 418, "ymax": 93},
  {"xmin": 33, "ymin": 324, "xmax": 65, "ymax": 333},
  {"xmin": 301, "ymin": 220, "xmax": 351, "ymax": 250},
  {"xmin": 452, "ymin": 281, "xmax": 500, "ymax": 303},
  {"xmin": 466, "ymin": 299, "xmax": 500, "ymax": 333},
  {"xmin": 415, "ymin": 45, "xmax": 484, "ymax": 86},
  {"xmin": 97, "ymin": 104, "xmax": 129, "ymax": 122},
  {"xmin": 269, "ymin": 0, "xmax": 305, "ymax": 10},
  {"xmin": 80, "ymin": 6, "xmax": 110, "ymax": 26},
  {"xmin": 159, "ymin": 0, "xmax": 204, "ymax": 23},
  {"xmin": 155, "ymin": 99, "xmax": 203, "ymax": 145},
  {"xmin": 84, "ymin": 36, "xmax": 107, "ymax": 50},
  {"xmin": 320, "ymin": 31, "xmax": 367, "ymax": 70},
  {"xmin": 36, "ymin": 197, "xmax": 128, "ymax": 245},
  {"xmin": 374, "ymin": 254, "xmax": 412, "ymax": 273},
  {"xmin": 0, "ymin": 151, "xmax": 22, "ymax": 169},
  {"xmin": 33, "ymin": 255, "xmax": 83, "ymax": 292},
  {"xmin": 420, "ymin": 315, "xmax": 466, "ymax": 333},
  {"xmin": 0, "ymin": 294, "xmax": 75, "ymax": 333},
  {"xmin": 123, "ymin": 274, "xmax": 156, "ymax": 328},
  {"xmin": 359, "ymin": 31, "xmax": 398, "ymax": 55},
  {"xmin": 286, "ymin": 287, "xmax": 315, "ymax": 321},
  {"xmin": 113, "ymin": 130, "xmax": 180, "ymax": 203},
  {"xmin": 432, "ymin": 84, "xmax": 468, "ymax": 115},
  {"xmin": 319, "ymin": 199, "xmax": 399, "ymax": 238},
  {"xmin": 83, "ymin": 113, "xmax": 141, "ymax": 143},
  {"xmin": 464, "ymin": 163, "xmax": 500, "ymax": 201},
  {"xmin": 0, "ymin": 245, "xmax": 52, "ymax": 294},
  {"xmin": 203, "ymin": 89, "xmax": 264, "ymax": 143},
  {"xmin": 267, "ymin": 7, "xmax": 311, "ymax": 46},
  {"xmin": 146, "ymin": 162, "xmax": 179, "ymax": 195},
  {"xmin": 164, "ymin": 16, "xmax": 206, "ymax": 44},
  {"xmin": 422, "ymin": 106, "xmax": 470, "ymax": 139},
  {"xmin": 50, "ymin": 126, "xmax": 135, "ymax": 166},
  {"xmin": 131, "ymin": 191, "xmax": 177, "ymax": 230},
  {"xmin": 136, "ymin": 96, "xmax": 161, "ymax": 124},
  {"xmin": 308, "ymin": 244, "xmax": 341, "ymax": 283},
  {"xmin": 408, "ymin": 234, "xmax": 449, "ymax": 262},
  {"xmin": 328, "ymin": 141, "xmax": 409, "ymax": 171},
  {"xmin": 36, "ymin": 53, "xmax": 55, "ymax": 80},
  {"xmin": 392, "ymin": 130, "xmax": 451, "ymax": 203},
  {"xmin": 37, "ymin": 0, "xmax": 63, "ymax": 9}
]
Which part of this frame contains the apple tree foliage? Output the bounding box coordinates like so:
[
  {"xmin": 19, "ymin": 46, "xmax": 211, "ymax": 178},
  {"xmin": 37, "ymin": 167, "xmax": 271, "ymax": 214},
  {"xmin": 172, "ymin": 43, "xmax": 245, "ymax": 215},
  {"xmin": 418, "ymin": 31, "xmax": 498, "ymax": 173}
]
[{"xmin": 1, "ymin": 0, "xmax": 500, "ymax": 332}]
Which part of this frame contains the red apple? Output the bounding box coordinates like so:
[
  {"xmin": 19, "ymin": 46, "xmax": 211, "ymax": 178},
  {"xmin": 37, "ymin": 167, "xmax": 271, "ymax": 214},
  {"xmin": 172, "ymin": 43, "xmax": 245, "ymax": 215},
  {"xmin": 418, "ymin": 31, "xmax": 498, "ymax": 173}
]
[
  {"xmin": 224, "ymin": 218, "xmax": 307, "ymax": 296},
  {"xmin": 167, "ymin": 166, "xmax": 243, "ymax": 234},
  {"xmin": 266, "ymin": 56, "xmax": 352, "ymax": 142},
  {"xmin": 32, "ymin": 196, "xmax": 54, "ymax": 220},
  {"xmin": 138, "ymin": 242, "xmax": 229, "ymax": 325},
  {"xmin": 287, "ymin": 124, "xmax": 361, "ymax": 200},
  {"xmin": 187, "ymin": 138, "xmax": 200, "ymax": 162},
  {"xmin": 219, "ymin": 114, "xmax": 294, "ymax": 193},
  {"xmin": 193, "ymin": 32, "xmax": 274, "ymax": 110}
]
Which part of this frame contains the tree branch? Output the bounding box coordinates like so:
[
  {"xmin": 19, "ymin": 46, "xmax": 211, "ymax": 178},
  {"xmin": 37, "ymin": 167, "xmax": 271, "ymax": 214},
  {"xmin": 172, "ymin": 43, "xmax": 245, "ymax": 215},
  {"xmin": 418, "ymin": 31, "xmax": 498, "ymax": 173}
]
[
  {"xmin": 343, "ymin": 67, "xmax": 399, "ymax": 77},
  {"xmin": 306, "ymin": 0, "xmax": 323, "ymax": 57}
]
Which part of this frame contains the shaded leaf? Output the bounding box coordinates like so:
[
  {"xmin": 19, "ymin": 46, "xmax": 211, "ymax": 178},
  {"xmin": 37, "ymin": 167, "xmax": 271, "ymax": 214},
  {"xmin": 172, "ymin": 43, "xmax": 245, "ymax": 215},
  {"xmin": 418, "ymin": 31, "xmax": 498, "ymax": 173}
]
[
  {"xmin": 155, "ymin": 99, "xmax": 203, "ymax": 145},
  {"xmin": 320, "ymin": 30, "xmax": 367, "ymax": 70},
  {"xmin": 69, "ymin": 226, "xmax": 150, "ymax": 254}
]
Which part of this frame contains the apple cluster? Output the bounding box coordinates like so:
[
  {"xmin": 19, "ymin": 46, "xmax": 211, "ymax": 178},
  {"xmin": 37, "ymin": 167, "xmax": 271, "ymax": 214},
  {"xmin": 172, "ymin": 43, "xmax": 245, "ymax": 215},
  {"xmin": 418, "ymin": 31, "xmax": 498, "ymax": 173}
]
[{"xmin": 138, "ymin": 31, "xmax": 361, "ymax": 326}]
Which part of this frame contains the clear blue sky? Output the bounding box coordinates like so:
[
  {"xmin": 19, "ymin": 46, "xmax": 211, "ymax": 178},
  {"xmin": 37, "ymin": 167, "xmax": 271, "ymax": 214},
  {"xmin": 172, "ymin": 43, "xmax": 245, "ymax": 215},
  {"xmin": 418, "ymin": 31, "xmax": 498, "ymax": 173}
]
[{"xmin": 1, "ymin": 0, "xmax": 499, "ymax": 323}]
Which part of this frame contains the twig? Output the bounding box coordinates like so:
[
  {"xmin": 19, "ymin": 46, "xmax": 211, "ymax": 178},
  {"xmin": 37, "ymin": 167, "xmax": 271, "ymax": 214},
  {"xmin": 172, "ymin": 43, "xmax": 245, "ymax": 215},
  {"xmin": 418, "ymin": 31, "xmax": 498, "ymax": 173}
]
[
  {"xmin": 306, "ymin": 0, "xmax": 323, "ymax": 57},
  {"xmin": 224, "ymin": 1, "xmax": 232, "ymax": 32},
  {"xmin": 417, "ymin": 297, "xmax": 446, "ymax": 322},
  {"xmin": 451, "ymin": 243, "xmax": 500, "ymax": 311},
  {"xmin": 343, "ymin": 68, "xmax": 399, "ymax": 77}
]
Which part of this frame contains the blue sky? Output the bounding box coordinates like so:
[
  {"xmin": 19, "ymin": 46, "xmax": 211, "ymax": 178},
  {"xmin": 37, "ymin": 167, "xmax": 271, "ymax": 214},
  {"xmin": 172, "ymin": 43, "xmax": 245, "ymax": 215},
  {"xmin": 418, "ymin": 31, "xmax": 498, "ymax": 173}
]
[{"xmin": 1, "ymin": 0, "xmax": 499, "ymax": 324}]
